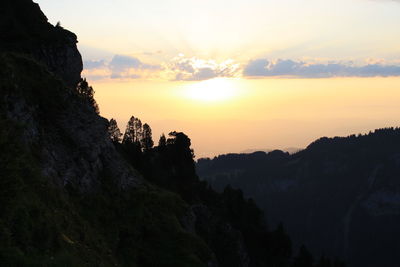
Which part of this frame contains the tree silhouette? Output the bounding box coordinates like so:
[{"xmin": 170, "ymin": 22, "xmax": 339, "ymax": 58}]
[
  {"xmin": 167, "ymin": 131, "xmax": 195, "ymax": 159},
  {"xmin": 134, "ymin": 117, "xmax": 143, "ymax": 143},
  {"xmin": 76, "ymin": 78, "xmax": 99, "ymax": 114},
  {"xmin": 122, "ymin": 116, "xmax": 136, "ymax": 144},
  {"xmin": 108, "ymin": 118, "xmax": 122, "ymax": 144},
  {"xmin": 158, "ymin": 133, "xmax": 166, "ymax": 147},
  {"xmin": 122, "ymin": 116, "xmax": 143, "ymax": 169},
  {"xmin": 141, "ymin": 123, "xmax": 154, "ymax": 152}
]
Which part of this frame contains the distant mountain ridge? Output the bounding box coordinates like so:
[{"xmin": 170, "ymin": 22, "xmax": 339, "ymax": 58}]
[
  {"xmin": 197, "ymin": 128, "xmax": 400, "ymax": 267},
  {"xmin": 240, "ymin": 147, "xmax": 302, "ymax": 154}
]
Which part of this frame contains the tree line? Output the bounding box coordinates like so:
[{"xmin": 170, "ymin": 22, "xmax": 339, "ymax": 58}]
[{"xmin": 108, "ymin": 116, "xmax": 154, "ymax": 152}]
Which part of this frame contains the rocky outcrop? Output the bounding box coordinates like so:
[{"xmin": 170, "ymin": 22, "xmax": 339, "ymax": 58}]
[
  {"xmin": 0, "ymin": 0, "xmax": 82, "ymax": 88},
  {"xmin": 1, "ymin": 54, "xmax": 142, "ymax": 192},
  {"xmin": 32, "ymin": 37, "xmax": 83, "ymax": 88},
  {"xmin": 0, "ymin": 0, "xmax": 137, "ymax": 191}
]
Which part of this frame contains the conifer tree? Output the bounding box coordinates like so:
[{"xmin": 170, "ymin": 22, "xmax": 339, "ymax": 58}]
[
  {"xmin": 158, "ymin": 133, "xmax": 167, "ymax": 147},
  {"xmin": 108, "ymin": 118, "xmax": 122, "ymax": 143},
  {"xmin": 76, "ymin": 78, "xmax": 99, "ymax": 114},
  {"xmin": 141, "ymin": 123, "xmax": 154, "ymax": 151},
  {"xmin": 133, "ymin": 117, "xmax": 143, "ymax": 143},
  {"xmin": 123, "ymin": 116, "xmax": 136, "ymax": 144}
]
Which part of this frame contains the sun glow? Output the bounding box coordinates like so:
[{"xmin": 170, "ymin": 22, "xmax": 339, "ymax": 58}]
[{"xmin": 184, "ymin": 78, "xmax": 240, "ymax": 102}]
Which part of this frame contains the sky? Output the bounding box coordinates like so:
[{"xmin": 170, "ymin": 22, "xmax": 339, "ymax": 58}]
[{"xmin": 35, "ymin": 0, "xmax": 400, "ymax": 157}]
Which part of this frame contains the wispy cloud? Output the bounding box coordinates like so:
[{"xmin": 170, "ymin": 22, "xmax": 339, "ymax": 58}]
[
  {"xmin": 83, "ymin": 55, "xmax": 400, "ymax": 81},
  {"xmin": 244, "ymin": 58, "xmax": 400, "ymax": 78},
  {"xmin": 109, "ymin": 55, "xmax": 162, "ymax": 79},
  {"xmin": 83, "ymin": 54, "xmax": 240, "ymax": 82}
]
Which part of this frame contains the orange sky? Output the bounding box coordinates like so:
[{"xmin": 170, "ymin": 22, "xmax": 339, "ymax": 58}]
[
  {"xmin": 34, "ymin": 0, "xmax": 400, "ymax": 157},
  {"xmin": 93, "ymin": 77, "xmax": 400, "ymax": 158}
]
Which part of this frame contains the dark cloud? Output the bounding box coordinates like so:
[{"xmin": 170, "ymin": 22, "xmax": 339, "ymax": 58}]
[{"xmin": 244, "ymin": 59, "xmax": 400, "ymax": 78}]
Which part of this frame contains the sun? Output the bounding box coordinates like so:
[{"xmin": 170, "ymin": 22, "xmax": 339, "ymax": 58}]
[{"xmin": 184, "ymin": 78, "xmax": 240, "ymax": 102}]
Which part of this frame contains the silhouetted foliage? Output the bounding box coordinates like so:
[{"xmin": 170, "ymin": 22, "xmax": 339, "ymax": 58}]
[
  {"xmin": 134, "ymin": 117, "xmax": 143, "ymax": 143},
  {"xmin": 122, "ymin": 116, "xmax": 136, "ymax": 144},
  {"xmin": 118, "ymin": 123, "xmax": 317, "ymax": 267},
  {"xmin": 76, "ymin": 78, "xmax": 99, "ymax": 114},
  {"xmin": 108, "ymin": 118, "xmax": 122, "ymax": 144},
  {"xmin": 123, "ymin": 116, "xmax": 145, "ymax": 145},
  {"xmin": 158, "ymin": 133, "xmax": 167, "ymax": 147},
  {"xmin": 167, "ymin": 131, "xmax": 195, "ymax": 159},
  {"xmin": 122, "ymin": 116, "xmax": 143, "ymax": 169},
  {"xmin": 141, "ymin": 123, "xmax": 154, "ymax": 152}
]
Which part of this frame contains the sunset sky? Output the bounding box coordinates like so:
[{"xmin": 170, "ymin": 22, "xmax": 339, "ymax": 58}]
[{"xmin": 35, "ymin": 0, "xmax": 400, "ymax": 157}]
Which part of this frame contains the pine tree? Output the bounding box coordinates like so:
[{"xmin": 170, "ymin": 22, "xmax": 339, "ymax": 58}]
[
  {"xmin": 158, "ymin": 134, "xmax": 166, "ymax": 147},
  {"xmin": 108, "ymin": 118, "xmax": 122, "ymax": 143},
  {"xmin": 133, "ymin": 117, "xmax": 143, "ymax": 143},
  {"xmin": 123, "ymin": 116, "xmax": 136, "ymax": 144},
  {"xmin": 141, "ymin": 123, "xmax": 154, "ymax": 152},
  {"xmin": 76, "ymin": 78, "xmax": 99, "ymax": 114}
]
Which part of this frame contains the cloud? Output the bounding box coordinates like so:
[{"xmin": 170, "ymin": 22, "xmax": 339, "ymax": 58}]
[
  {"xmin": 244, "ymin": 58, "xmax": 400, "ymax": 78},
  {"xmin": 170, "ymin": 55, "xmax": 240, "ymax": 81},
  {"xmin": 82, "ymin": 54, "xmax": 162, "ymax": 81},
  {"xmin": 109, "ymin": 55, "xmax": 142, "ymax": 70},
  {"xmin": 108, "ymin": 55, "xmax": 161, "ymax": 76},
  {"xmin": 83, "ymin": 60, "xmax": 105, "ymax": 70}
]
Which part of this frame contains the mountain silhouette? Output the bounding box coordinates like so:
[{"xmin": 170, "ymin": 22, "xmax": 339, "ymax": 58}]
[{"xmin": 197, "ymin": 129, "xmax": 400, "ymax": 267}]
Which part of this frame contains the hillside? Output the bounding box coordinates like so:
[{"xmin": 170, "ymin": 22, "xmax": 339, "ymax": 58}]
[{"xmin": 197, "ymin": 129, "xmax": 400, "ymax": 267}]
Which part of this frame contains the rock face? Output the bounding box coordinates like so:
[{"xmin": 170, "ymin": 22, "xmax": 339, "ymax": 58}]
[
  {"xmin": 197, "ymin": 130, "xmax": 400, "ymax": 267},
  {"xmin": 33, "ymin": 40, "xmax": 83, "ymax": 88},
  {"xmin": 1, "ymin": 53, "xmax": 142, "ymax": 192},
  {"xmin": 0, "ymin": 0, "xmax": 82, "ymax": 88},
  {"xmin": 0, "ymin": 0, "xmax": 140, "ymax": 191}
]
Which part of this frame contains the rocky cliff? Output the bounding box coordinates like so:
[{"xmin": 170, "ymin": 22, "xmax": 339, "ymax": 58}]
[
  {"xmin": 1, "ymin": 52, "xmax": 141, "ymax": 192},
  {"xmin": 0, "ymin": 0, "xmax": 82, "ymax": 88},
  {"xmin": 0, "ymin": 0, "xmax": 142, "ymax": 192}
]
